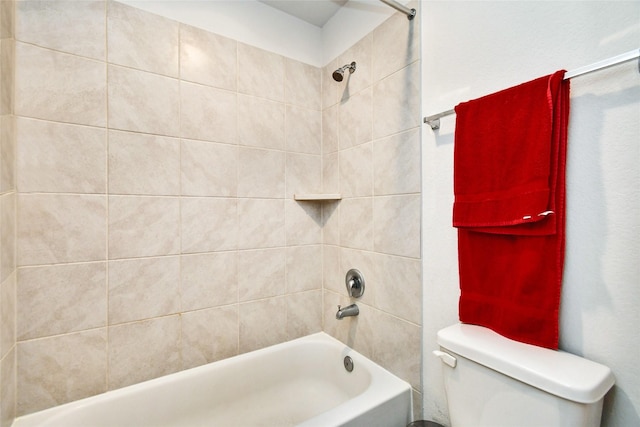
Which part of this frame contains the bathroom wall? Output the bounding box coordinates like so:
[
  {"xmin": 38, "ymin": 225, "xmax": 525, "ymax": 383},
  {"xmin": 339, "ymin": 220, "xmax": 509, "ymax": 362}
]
[
  {"xmin": 321, "ymin": 1, "xmax": 422, "ymax": 413},
  {"xmin": 421, "ymin": 1, "xmax": 640, "ymax": 426},
  {"xmin": 12, "ymin": 0, "xmax": 325, "ymax": 416},
  {"xmin": 7, "ymin": 0, "xmax": 423, "ymax": 420},
  {"xmin": 124, "ymin": 0, "xmax": 425, "ymax": 416},
  {"xmin": 0, "ymin": 0, "xmax": 16, "ymax": 425}
]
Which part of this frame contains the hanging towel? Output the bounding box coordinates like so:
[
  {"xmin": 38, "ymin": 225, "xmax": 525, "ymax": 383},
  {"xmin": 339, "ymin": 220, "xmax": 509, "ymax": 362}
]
[{"xmin": 453, "ymin": 70, "xmax": 569, "ymax": 349}]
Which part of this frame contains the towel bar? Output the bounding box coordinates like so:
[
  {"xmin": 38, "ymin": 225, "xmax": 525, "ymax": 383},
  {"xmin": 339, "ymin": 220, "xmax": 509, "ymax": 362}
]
[{"xmin": 424, "ymin": 48, "xmax": 640, "ymax": 131}]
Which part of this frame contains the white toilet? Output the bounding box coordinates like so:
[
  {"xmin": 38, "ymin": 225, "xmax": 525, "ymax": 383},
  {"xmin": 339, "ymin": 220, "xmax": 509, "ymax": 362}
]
[{"xmin": 434, "ymin": 323, "xmax": 615, "ymax": 427}]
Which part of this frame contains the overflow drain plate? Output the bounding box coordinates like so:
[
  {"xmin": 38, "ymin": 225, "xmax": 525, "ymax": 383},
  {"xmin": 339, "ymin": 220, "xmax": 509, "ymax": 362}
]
[{"xmin": 344, "ymin": 356, "xmax": 354, "ymax": 372}]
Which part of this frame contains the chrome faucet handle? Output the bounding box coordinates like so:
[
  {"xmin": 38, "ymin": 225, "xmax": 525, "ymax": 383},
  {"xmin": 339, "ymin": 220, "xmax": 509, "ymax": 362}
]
[{"xmin": 345, "ymin": 269, "xmax": 365, "ymax": 298}]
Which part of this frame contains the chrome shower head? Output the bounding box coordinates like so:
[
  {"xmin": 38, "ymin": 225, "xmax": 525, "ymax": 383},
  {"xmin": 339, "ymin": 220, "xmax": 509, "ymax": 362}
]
[{"xmin": 332, "ymin": 61, "xmax": 356, "ymax": 82}]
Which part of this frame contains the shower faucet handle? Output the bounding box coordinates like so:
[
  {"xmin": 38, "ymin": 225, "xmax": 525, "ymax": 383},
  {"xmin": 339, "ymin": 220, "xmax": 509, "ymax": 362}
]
[{"xmin": 345, "ymin": 269, "xmax": 365, "ymax": 298}]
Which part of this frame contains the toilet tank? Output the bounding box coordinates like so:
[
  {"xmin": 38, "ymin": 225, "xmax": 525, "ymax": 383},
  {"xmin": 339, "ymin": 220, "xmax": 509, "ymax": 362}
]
[{"xmin": 435, "ymin": 323, "xmax": 615, "ymax": 427}]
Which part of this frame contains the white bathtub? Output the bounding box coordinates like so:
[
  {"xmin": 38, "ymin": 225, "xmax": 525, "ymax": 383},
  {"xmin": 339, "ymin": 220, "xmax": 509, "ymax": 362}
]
[{"xmin": 14, "ymin": 332, "xmax": 413, "ymax": 427}]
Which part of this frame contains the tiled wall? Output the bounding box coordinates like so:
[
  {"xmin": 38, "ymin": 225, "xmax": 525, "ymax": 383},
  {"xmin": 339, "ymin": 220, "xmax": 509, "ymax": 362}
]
[
  {"xmin": 0, "ymin": 0, "xmax": 16, "ymax": 426},
  {"xmin": 6, "ymin": 0, "xmax": 422, "ymax": 420},
  {"xmin": 321, "ymin": 5, "xmax": 423, "ymax": 412},
  {"xmin": 13, "ymin": 0, "xmax": 323, "ymax": 416}
]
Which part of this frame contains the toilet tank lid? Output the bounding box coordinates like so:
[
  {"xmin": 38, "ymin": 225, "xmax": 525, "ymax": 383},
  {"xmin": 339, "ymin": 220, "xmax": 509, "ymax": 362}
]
[{"xmin": 437, "ymin": 323, "xmax": 615, "ymax": 403}]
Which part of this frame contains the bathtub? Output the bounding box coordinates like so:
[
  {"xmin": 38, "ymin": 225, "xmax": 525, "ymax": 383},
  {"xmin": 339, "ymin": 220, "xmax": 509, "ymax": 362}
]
[{"xmin": 14, "ymin": 332, "xmax": 413, "ymax": 427}]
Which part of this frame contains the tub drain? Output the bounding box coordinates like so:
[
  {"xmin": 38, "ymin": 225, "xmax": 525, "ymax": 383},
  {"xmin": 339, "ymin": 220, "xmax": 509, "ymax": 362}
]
[{"xmin": 343, "ymin": 356, "xmax": 354, "ymax": 372}]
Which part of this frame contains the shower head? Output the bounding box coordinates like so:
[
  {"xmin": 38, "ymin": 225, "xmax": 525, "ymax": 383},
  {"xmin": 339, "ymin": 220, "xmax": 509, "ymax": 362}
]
[{"xmin": 332, "ymin": 61, "xmax": 356, "ymax": 82}]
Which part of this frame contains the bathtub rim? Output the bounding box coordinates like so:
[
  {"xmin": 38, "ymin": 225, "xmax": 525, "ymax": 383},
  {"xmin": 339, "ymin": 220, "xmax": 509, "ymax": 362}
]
[{"xmin": 13, "ymin": 331, "xmax": 413, "ymax": 427}]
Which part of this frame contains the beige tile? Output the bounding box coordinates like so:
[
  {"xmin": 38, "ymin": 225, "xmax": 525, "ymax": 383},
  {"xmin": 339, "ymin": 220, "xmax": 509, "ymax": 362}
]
[
  {"xmin": 239, "ymin": 297, "xmax": 287, "ymax": 353},
  {"xmin": 372, "ymin": 62, "xmax": 421, "ymax": 139},
  {"xmin": 340, "ymin": 142, "xmax": 373, "ymax": 197},
  {"xmin": 237, "ymin": 147, "xmax": 285, "ymax": 198},
  {"xmin": 322, "ymin": 245, "xmax": 341, "ymax": 292},
  {"xmin": 0, "ymin": 193, "xmax": 15, "ymax": 282},
  {"xmin": 322, "ymin": 59, "xmax": 339, "ymax": 109},
  {"xmin": 286, "ymin": 105, "xmax": 321, "ymax": 154},
  {"xmin": 107, "ymin": 1, "xmax": 178, "ymax": 77},
  {"xmin": 108, "ymin": 196, "xmax": 180, "ymax": 259},
  {"xmin": 180, "ymin": 81, "xmax": 237, "ymax": 144},
  {"xmin": 287, "ymin": 290, "xmax": 322, "ymax": 340},
  {"xmin": 286, "ymin": 245, "xmax": 322, "ymax": 293},
  {"xmin": 180, "ymin": 24, "xmax": 236, "ymax": 91},
  {"xmin": 372, "ymin": 6, "xmax": 420, "ymax": 82},
  {"xmin": 108, "ymin": 65, "xmax": 179, "ymax": 136},
  {"xmin": 181, "ymin": 139, "xmax": 237, "ymax": 197},
  {"xmin": 16, "ymin": 118, "xmax": 106, "ymax": 194},
  {"xmin": 108, "ymin": 316, "xmax": 180, "ymax": 390},
  {"xmin": 322, "ymin": 201, "xmax": 340, "ymax": 246},
  {"xmin": 285, "ymin": 200, "xmax": 322, "ymax": 246},
  {"xmin": 181, "ymin": 198, "xmax": 237, "ymax": 253},
  {"xmin": 322, "ymin": 290, "xmax": 348, "ymax": 343},
  {"xmin": 0, "ymin": 272, "xmax": 15, "ymax": 359},
  {"xmin": 1, "ymin": 347, "xmax": 16, "ymax": 427},
  {"xmin": 108, "ymin": 256, "xmax": 180, "ymax": 325},
  {"xmin": 373, "ymin": 252, "xmax": 421, "ymax": 325},
  {"xmin": 0, "ymin": 115, "xmax": 15, "ymax": 193},
  {"xmin": 17, "ymin": 329, "xmax": 107, "ymax": 415},
  {"xmin": 345, "ymin": 302, "xmax": 376, "ymax": 359},
  {"xmin": 18, "ymin": 194, "xmax": 106, "ymax": 266},
  {"xmin": 181, "ymin": 306, "xmax": 238, "ymax": 369},
  {"xmin": 370, "ymin": 310, "xmax": 421, "ymax": 390},
  {"xmin": 373, "ymin": 194, "xmax": 421, "ymax": 258},
  {"xmin": 338, "ymin": 33, "xmax": 373, "ymax": 96},
  {"xmin": 338, "ymin": 87, "xmax": 372, "ymax": 149},
  {"xmin": 322, "ymin": 152, "xmax": 339, "ymax": 194},
  {"xmin": 16, "ymin": 0, "xmax": 105, "ymax": 60},
  {"xmin": 412, "ymin": 389, "xmax": 423, "ymax": 424},
  {"xmin": 17, "ymin": 262, "xmax": 106, "ymax": 340},
  {"xmin": 285, "ymin": 58, "xmax": 320, "ymax": 109},
  {"xmin": 0, "ymin": 40, "xmax": 14, "ymax": 116},
  {"xmin": 238, "ymin": 248, "xmax": 285, "ymax": 302},
  {"xmin": 237, "ymin": 94, "xmax": 284, "ymax": 150},
  {"xmin": 0, "ymin": 0, "xmax": 14, "ymax": 39},
  {"xmin": 181, "ymin": 252, "xmax": 237, "ymax": 311},
  {"xmin": 373, "ymin": 128, "xmax": 421, "ymax": 195},
  {"xmin": 108, "ymin": 130, "xmax": 180, "ymax": 196},
  {"xmin": 321, "ymin": 104, "xmax": 338, "ymax": 155},
  {"xmin": 238, "ymin": 199, "xmax": 285, "ymax": 250},
  {"xmin": 339, "ymin": 197, "xmax": 373, "ymax": 251},
  {"xmin": 15, "ymin": 42, "xmax": 106, "ymax": 127},
  {"xmin": 286, "ymin": 153, "xmax": 321, "ymax": 199},
  {"xmin": 323, "ymin": 246, "xmax": 345, "ymax": 295},
  {"xmin": 238, "ymin": 43, "xmax": 284, "ymax": 102}
]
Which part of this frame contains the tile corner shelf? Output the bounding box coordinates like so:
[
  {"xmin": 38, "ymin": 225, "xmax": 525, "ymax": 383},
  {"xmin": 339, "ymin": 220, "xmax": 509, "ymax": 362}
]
[{"xmin": 293, "ymin": 193, "xmax": 342, "ymax": 201}]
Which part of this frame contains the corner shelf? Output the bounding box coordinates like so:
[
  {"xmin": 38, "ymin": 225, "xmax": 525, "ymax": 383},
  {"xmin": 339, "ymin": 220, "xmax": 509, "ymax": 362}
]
[{"xmin": 293, "ymin": 193, "xmax": 342, "ymax": 201}]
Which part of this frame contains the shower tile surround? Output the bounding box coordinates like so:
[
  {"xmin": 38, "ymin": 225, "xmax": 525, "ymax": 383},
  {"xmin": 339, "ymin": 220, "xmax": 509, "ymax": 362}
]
[
  {"xmin": 0, "ymin": 0, "xmax": 17, "ymax": 425},
  {"xmin": 4, "ymin": 0, "xmax": 422, "ymax": 421}
]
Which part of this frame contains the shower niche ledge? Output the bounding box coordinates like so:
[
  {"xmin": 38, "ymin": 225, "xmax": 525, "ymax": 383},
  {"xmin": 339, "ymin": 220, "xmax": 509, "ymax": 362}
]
[{"xmin": 293, "ymin": 193, "xmax": 342, "ymax": 201}]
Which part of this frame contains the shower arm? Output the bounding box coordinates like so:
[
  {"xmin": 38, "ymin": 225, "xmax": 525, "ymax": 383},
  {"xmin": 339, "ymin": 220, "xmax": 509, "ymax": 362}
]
[
  {"xmin": 341, "ymin": 62, "xmax": 356, "ymax": 73},
  {"xmin": 379, "ymin": 0, "xmax": 416, "ymax": 20}
]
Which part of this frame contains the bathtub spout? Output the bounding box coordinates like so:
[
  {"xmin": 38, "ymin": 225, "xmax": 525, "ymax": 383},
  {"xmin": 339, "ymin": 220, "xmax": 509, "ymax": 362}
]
[{"xmin": 336, "ymin": 304, "xmax": 359, "ymax": 319}]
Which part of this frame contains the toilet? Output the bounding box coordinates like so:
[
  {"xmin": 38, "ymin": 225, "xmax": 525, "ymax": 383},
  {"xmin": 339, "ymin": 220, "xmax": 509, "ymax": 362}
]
[{"xmin": 434, "ymin": 323, "xmax": 615, "ymax": 427}]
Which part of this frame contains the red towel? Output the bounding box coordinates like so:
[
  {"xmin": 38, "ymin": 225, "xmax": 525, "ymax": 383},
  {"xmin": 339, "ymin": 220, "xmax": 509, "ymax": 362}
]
[{"xmin": 454, "ymin": 71, "xmax": 569, "ymax": 349}]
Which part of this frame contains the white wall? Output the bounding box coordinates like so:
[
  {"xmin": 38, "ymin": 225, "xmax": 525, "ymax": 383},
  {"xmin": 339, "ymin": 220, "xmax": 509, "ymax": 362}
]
[{"xmin": 421, "ymin": 2, "xmax": 640, "ymax": 426}]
